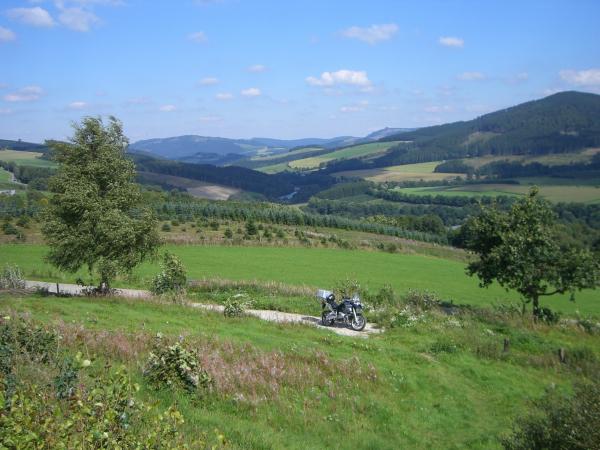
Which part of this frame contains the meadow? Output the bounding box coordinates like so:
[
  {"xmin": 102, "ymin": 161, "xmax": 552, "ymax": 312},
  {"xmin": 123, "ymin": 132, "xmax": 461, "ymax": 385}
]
[
  {"xmin": 0, "ymin": 167, "xmax": 11, "ymax": 182},
  {"xmin": 396, "ymin": 182, "xmax": 600, "ymax": 204},
  {"xmin": 288, "ymin": 142, "xmax": 398, "ymax": 170},
  {"xmin": 334, "ymin": 161, "xmax": 463, "ymax": 182},
  {"xmin": 0, "ymin": 149, "xmax": 56, "ymax": 168},
  {"xmin": 2, "ymin": 291, "xmax": 598, "ymax": 449},
  {"xmin": 1, "ymin": 244, "xmax": 598, "ymax": 316}
]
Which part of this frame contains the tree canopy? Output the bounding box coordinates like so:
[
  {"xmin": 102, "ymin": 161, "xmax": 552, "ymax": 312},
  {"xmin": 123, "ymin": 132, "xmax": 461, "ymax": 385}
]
[
  {"xmin": 462, "ymin": 187, "xmax": 599, "ymax": 315},
  {"xmin": 42, "ymin": 116, "xmax": 160, "ymax": 291}
]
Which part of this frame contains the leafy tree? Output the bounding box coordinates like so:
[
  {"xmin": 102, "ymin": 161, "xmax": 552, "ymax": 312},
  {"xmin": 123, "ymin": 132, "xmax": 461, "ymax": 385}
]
[
  {"xmin": 42, "ymin": 117, "xmax": 160, "ymax": 292},
  {"xmin": 463, "ymin": 187, "xmax": 599, "ymax": 315}
]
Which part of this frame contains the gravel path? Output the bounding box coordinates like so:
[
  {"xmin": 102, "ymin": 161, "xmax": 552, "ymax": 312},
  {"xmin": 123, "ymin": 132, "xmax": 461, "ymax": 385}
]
[{"xmin": 23, "ymin": 280, "xmax": 381, "ymax": 338}]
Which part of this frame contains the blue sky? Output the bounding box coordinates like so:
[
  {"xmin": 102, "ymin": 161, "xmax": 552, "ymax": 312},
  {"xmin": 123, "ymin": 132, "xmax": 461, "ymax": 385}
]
[{"xmin": 1, "ymin": 0, "xmax": 599, "ymax": 143}]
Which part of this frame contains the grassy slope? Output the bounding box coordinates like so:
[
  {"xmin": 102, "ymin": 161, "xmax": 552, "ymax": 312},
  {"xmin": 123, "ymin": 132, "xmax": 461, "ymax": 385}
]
[
  {"xmin": 0, "ymin": 167, "xmax": 11, "ymax": 182},
  {"xmin": 2, "ymin": 293, "xmax": 598, "ymax": 449},
  {"xmin": 1, "ymin": 244, "xmax": 598, "ymax": 316},
  {"xmin": 335, "ymin": 161, "xmax": 463, "ymax": 182},
  {"xmin": 0, "ymin": 149, "xmax": 56, "ymax": 168},
  {"xmin": 396, "ymin": 183, "xmax": 600, "ymax": 204},
  {"xmin": 288, "ymin": 142, "xmax": 398, "ymax": 170}
]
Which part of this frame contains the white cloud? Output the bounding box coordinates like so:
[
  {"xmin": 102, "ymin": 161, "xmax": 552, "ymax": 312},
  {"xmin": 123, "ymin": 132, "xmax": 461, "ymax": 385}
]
[
  {"xmin": 0, "ymin": 26, "xmax": 16, "ymax": 42},
  {"xmin": 7, "ymin": 7, "xmax": 55, "ymax": 27},
  {"xmin": 126, "ymin": 96, "xmax": 151, "ymax": 105},
  {"xmin": 215, "ymin": 92, "xmax": 233, "ymax": 100},
  {"xmin": 4, "ymin": 86, "xmax": 44, "ymax": 102},
  {"xmin": 241, "ymin": 87, "xmax": 261, "ymax": 97},
  {"xmin": 340, "ymin": 23, "xmax": 398, "ymax": 44},
  {"xmin": 306, "ymin": 69, "xmax": 371, "ymax": 87},
  {"xmin": 457, "ymin": 71, "xmax": 486, "ymax": 81},
  {"xmin": 188, "ymin": 31, "xmax": 207, "ymax": 43},
  {"xmin": 198, "ymin": 77, "xmax": 219, "ymax": 85},
  {"xmin": 58, "ymin": 7, "xmax": 99, "ymax": 32},
  {"xmin": 559, "ymin": 68, "xmax": 600, "ymax": 86},
  {"xmin": 68, "ymin": 101, "xmax": 87, "ymax": 109},
  {"xmin": 0, "ymin": 108, "xmax": 12, "ymax": 115},
  {"xmin": 248, "ymin": 64, "xmax": 266, "ymax": 72},
  {"xmin": 159, "ymin": 104, "xmax": 176, "ymax": 112},
  {"xmin": 439, "ymin": 36, "xmax": 464, "ymax": 48}
]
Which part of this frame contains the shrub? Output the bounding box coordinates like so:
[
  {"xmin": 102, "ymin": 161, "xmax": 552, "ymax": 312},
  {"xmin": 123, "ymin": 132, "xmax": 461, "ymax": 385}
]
[
  {"xmin": 535, "ymin": 306, "xmax": 560, "ymax": 324},
  {"xmin": 2, "ymin": 222, "xmax": 18, "ymax": 236},
  {"xmin": 1, "ymin": 364, "xmax": 211, "ymax": 448},
  {"xmin": 150, "ymin": 252, "xmax": 187, "ymax": 297},
  {"xmin": 209, "ymin": 221, "xmax": 220, "ymax": 231},
  {"xmin": 223, "ymin": 294, "xmax": 252, "ymax": 318},
  {"xmin": 224, "ymin": 228, "xmax": 233, "ymax": 239},
  {"xmin": 161, "ymin": 223, "xmax": 172, "ymax": 232},
  {"xmin": 404, "ymin": 289, "xmax": 441, "ymax": 311},
  {"xmin": 171, "ymin": 219, "xmax": 179, "ymax": 226},
  {"xmin": 0, "ymin": 264, "xmax": 25, "ymax": 289},
  {"xmin": 143, "ymin": 335, "xmax": 211, "ymax": 393},
  {"xmin": 372, "ymin": 285, "xmax": 396, "ymax": 308},
  {"xmin": 245, "ymin": 221, "xmax": 258, "ymax": 235},
  {"xmin": 334, "ymin": 278, "xmax": 362, "ymax": 299},
  {"xmin": 502, "ymin": 381, "xmax": 600, "ymax": 450}
]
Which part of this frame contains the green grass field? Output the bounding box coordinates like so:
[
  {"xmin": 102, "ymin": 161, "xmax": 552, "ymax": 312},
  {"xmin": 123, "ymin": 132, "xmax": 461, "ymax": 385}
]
[
  {"xmin": 0, "ymin": 167, "xmax": 11, "ymax": 182},
  {"xmin": 288, "ymin": 142, "xmax": 398, "ymax": 170},
  {"xmin": 2, "ymin": 292, "xmax": 598, "ymax": 449},
  {"xmin": 0, "ymin": 149, "xmax": 56, "ymax": 168},
  {"xmin": 396, "ymin": 182, "xmax": 600, "ymax": 204},
  {"xmin": 1, "ymin": 244, "xmax": 597, "ymax": 316},
  {"xmin": 335, "ymin": 161, "xmax": 463, "ymax": 182}
]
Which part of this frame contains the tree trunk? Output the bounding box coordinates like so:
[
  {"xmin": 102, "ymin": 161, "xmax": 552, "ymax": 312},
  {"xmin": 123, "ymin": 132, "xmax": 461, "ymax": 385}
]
[{"xmin": 532, "ymin": 295, "xmax": 540, "ymax": 318}]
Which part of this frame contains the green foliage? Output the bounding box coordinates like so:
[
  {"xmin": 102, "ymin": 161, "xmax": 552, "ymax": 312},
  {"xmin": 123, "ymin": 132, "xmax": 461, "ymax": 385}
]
[
  {"xmin": 463, "ymin": 187, "xmax": 600, "ymax": 314},
  {"xmin": 223, "ymin": 228, "xmax": 233, "ymax": 239},
  {"xmin": 143, "ymin": 335, "xmax": 211, "ymax": 393},
  {"xmin": 150, "ymin": 252, "xmax": 187, "ymax": 296},
  {"xmin": 223, "ymin": 294, "xmax": 252, "ymax": 317},
  {"xmin": 2, "ymin": 221, "xmax": 18, "ymax": 236},
  {"xmin": 0, "ymin": 264, "xmax": 25, "ymax": 289},
  {"xmin": 502, "ymin": 381, "xmax": 600, "ymax": 450},
  {"xmin": 1, "ymin": 364, "xmax": 201, "ymax": 449},
  {"xmin": 53, "ymin": 352, "xmax": 88, "ymax": 399},
  {"xmin": 162, "ymin": 222, "xmax": 172, "ymax": 232},
  {"xmin": 245, "ymin": 220, "xmax": 258, "ymax": 235},
  {"xmin": 41, "ymin": 116, "xmax": 160, "ymax": 291},
  {"xmin": 404, "ymin": 289, "xmax": 442, "ymax": 311},
  {"xmin": 334, "ymin": 277, "xmax": 362, "ymax": 299}
]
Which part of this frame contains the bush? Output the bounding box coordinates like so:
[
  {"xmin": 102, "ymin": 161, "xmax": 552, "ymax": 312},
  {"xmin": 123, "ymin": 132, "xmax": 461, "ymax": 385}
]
[
  {"xmin": 0, "ymin": 264, "xmax": 25, "ymax": 289},
  {"xmin": 2, "ymin": 222, "xmax": 18, "ymax": 236},
  {"xmin": 223, "ymin": 294, "xmax": 252, "ymax": 317},
  {"xmin": 404, "ymin": 289, "xmax": 441, "ymax": 311},
  {"xmin": 150, "ymin": 252, "xmax": 187, "ymax": 297},
  {"xmin": 161, "ymin": 222, "xmax": 172, "ymax": 232},
  {"xmin": 143, "ymin": 335, "xmax": 211, "ymax": 393},
  {"xmin": 502, "ymin": 381, "xmax": 600, "ymax": 450},
  {"xmin": 245, "ymin": 221, "xmax": 258, "ymax": 235},
  {"xmin": 1, "ymin": 364, "xmax": 210, "ymax": 448},
  {"xmin": 334, "ymin": 278, "xmax": 362, "ymax": 299},
  {"xmin": 224, "ymin": 228, "xmax": 233, "ymax": 239}
]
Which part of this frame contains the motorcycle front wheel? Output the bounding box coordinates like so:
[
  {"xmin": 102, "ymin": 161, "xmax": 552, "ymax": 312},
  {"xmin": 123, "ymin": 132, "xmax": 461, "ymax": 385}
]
[{"xmin": 350, "ymin": 314, "xmax": 366, "ymax": 331}]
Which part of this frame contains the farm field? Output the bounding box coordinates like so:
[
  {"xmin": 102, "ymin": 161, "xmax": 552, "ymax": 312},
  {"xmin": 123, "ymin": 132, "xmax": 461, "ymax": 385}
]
[
  {"xmin": 335, "ymin": 161, "xmax": 463, "ymax": 182},
  {"xmin": 288, "ymin": 142, "xmax": 398, "ymax": 170},
  {"xmin": 0, "ymin": 149, "xmax": 56, "ymax": 168},
  {"xmin": 396, "ymin": 182, "xmax": 600, "ymax": 203},
  {"xmin": 137, "ymin": 172, "xmax": 241, "ymax": 200},
  {"xmin": 462, "ymin": 148, "xmax": 600, "ymax": 169},
  {"xmin": 1, "ymin": 244, "xmax": 598, "ymax": 316}
]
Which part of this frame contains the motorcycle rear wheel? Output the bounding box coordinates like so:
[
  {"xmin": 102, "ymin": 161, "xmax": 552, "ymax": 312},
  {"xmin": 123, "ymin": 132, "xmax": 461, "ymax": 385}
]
[
  {"xmin": 321, "ymin": 312, "xmax": 334, "ymax": 326},
  {"xmin": 350, "ymin": 315, "xmax": 366, "ymax": 331}
]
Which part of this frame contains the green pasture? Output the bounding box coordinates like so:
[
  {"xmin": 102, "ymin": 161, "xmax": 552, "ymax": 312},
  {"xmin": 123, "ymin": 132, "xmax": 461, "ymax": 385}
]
[
  {"xmin": 334, "ymin": 161, "xmax": 463, "ymax": 182},
  {"xmin": 0, "ymin": 149, "xmax": 56, "ymax": 168},
  {"xmin": 0, "ymin": 167, "xmax": 11, "ymax": 182},
  {"xmin": 289, "ymin": 142, "xmax": 397, "ymax": 170},
  {"xmin": 396, "ymin": 182, "xmax": 600, "ymax": 204},
  {"xmin": 1, "ymin": 244, "xmax": 597, "ymax": 316}
]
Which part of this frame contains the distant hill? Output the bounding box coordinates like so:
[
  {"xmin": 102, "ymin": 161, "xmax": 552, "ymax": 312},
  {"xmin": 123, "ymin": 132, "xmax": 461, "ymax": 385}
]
[
  {"xmin": 128, "ymin": 135, "xmax": 363, "ymax": 164},
  {"xmin": 0, "ymin": 139, "xmax": 48, "ymax": 153},
  {"xmin": 375, "ymin": 91, "xmax": 600, "ymax": 166},
  {"xmin": 128, "ymin": 128, "xmax": 414, "ymax": 165}
]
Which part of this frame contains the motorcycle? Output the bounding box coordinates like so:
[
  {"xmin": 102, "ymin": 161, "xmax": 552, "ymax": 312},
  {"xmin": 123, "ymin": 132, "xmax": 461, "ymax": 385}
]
[{"xmin": 316, "ymin": 289, "xmax": 367, "ymax": 331}]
